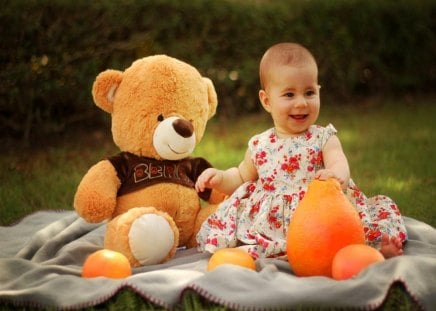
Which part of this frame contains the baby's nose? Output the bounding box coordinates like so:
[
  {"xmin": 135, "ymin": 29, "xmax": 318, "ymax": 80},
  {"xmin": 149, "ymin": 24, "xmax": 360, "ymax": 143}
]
[{"xmin": 294, "ymin": 96, "xmax": 308, "ymax": 107}]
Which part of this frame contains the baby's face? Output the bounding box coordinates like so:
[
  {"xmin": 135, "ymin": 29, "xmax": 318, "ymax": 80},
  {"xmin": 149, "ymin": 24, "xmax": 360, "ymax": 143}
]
[{"xmin": 260, "ymin": 63, "xmax": 320, "ymax": 138}]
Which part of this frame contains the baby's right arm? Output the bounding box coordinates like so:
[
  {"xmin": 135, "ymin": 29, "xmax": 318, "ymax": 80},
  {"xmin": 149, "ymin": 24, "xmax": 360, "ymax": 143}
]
[
  {"xmin": 195, "ymin": 149, "xmax": 258, "ymax": 195},
  {"xmin": 195, "ymin": 168, "xmax": 222, "ymax": 193},
  {"xmin": 195, "ymin": 167, "xmax": 243, "ymax": 195}
]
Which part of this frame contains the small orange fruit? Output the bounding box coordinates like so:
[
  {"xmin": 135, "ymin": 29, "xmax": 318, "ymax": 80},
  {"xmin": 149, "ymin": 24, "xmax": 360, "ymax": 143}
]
[
  {"xmin": 332, "ymin": 244, "xmax": 385, "ymax": 280},
  {"xmin": 82, "ymin": 249, "xmax": 132, "ymax": 278},
  {"xmin": 287, "ymin": 178, "xmax": 365, "ymax": 277},
  {"xmin": 207, "ymin": 248, "xmax": 256, "ymax": 272}
]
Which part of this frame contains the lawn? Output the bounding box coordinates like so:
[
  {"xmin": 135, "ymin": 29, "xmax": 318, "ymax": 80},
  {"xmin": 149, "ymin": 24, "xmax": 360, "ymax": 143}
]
[{"xmin": 0, "ymin": 97, "xmax": 434, "ymax": 310}]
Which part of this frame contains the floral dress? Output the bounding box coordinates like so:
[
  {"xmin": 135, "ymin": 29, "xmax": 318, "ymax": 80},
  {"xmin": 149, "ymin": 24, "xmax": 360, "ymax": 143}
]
[{"xmin": 196, "ymin": 124, "xmax": 407, "ymax": 259}]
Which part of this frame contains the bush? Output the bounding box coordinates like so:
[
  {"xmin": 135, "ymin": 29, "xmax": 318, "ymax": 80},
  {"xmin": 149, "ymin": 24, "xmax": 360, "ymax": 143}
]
[{"xmin": 1, "ymin": 0, "xmax": 434, "ymax": 145}]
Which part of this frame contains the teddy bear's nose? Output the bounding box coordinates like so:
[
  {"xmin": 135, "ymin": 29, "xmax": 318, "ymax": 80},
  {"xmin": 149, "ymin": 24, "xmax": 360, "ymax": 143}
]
[{"xmin": 172, "ymin": 119, "xmax": 194, "ymax": 138}]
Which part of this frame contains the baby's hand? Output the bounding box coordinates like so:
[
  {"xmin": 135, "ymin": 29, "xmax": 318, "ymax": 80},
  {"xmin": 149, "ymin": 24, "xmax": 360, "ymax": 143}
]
[
  {"xmin": 195, "ymin": 168, "xmax": 223, "ymax": 193},
  {"xmin": 315, "ymin": 169, "xmax": 344, "ymax": 185}
]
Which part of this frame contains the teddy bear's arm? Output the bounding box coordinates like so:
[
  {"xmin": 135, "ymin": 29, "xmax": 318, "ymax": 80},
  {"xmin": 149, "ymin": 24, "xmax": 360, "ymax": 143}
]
[
  {"xmin": 74, "ymin": 160, "xmax": 121, "ymax": 223},
  {"xmin": 208, "ymin": 189, "xmax": 227, "ymax": 204}
]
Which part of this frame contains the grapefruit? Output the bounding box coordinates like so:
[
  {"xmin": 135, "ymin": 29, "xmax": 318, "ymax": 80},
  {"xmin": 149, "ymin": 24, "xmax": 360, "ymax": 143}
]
[{"xmin": 287, "ymin": 178, "xmax": 365, "ymax": 277}]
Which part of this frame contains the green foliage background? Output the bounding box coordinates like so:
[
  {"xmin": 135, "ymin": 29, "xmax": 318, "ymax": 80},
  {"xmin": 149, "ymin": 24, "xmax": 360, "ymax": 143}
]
[{"xmin": 1, "ymin": 0, "xmax": 435, "ymax": 143}]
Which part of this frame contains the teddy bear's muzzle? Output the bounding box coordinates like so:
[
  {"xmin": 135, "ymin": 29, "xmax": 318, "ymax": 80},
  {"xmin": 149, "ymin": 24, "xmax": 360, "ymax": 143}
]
[{"xmin": 153, "ymin": 116, "xmax": 196, "ymax": 160}]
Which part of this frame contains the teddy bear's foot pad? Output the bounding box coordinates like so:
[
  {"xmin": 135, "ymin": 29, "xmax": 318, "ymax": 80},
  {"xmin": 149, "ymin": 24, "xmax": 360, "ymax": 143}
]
[{"xmin": 129, "ymin": 213, "xmax": 176, "ymax": 265}]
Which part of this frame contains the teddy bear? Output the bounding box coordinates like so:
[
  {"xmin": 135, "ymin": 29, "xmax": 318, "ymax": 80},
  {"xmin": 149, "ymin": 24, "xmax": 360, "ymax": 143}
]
[{"xmin": 74, "ymin": 55, "xmax": 223, "ymax": 267}]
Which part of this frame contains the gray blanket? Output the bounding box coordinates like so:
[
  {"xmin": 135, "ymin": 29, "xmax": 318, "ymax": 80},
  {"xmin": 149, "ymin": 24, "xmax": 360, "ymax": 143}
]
[{"xmin": 1, "ymin": 211, "xmax": 435, "ymax": 310}]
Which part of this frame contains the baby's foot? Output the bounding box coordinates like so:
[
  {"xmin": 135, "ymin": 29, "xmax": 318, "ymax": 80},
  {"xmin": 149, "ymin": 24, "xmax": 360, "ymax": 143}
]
[{"xmin": 380, "ymin": 234, "xmax": 403, "ymax": 258}]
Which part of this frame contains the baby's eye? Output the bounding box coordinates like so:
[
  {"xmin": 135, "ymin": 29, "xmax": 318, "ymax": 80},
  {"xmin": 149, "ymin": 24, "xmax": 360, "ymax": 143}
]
[
  {"xmin": 284, "ymin": 92, "xmax": 295, "ymax": 98},
  {"xmin": 305, "ymin": 90, "xmax": 316, "ymax": 97}
]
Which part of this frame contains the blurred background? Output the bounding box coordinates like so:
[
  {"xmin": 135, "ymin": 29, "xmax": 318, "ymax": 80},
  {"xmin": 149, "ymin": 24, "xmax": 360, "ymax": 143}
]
[
  {"xmin": 1, "ymin": 0, "xmax": 435, "ymax": 146},
  {"xmin": 0, "ymin": 0, "xmax": 435, "ymax": 227}
]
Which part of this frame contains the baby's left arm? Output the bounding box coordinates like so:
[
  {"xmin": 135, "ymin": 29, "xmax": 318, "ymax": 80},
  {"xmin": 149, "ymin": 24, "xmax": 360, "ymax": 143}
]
[{"xmin": 317, "ymin": 135, "xmax": 350, "ymax": 189}]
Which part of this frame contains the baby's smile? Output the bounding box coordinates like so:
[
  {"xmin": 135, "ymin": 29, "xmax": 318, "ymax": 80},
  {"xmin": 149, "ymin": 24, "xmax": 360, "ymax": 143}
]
[{"xmin": 290, "ymin": 114, "xmax": 308, "ymax": 120}]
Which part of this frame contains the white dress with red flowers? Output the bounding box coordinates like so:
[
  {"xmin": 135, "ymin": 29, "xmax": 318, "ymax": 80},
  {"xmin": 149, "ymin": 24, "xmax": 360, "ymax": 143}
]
[{"xmin": 196, "ymin": 124, "xmax": 407, "ymax": 259}]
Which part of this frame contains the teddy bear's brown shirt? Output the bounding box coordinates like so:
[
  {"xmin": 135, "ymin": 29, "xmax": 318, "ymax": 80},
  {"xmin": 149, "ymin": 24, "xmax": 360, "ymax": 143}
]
[{"xmin": 108, "ymin": 152, "xmax": 212, "ymax": 201}]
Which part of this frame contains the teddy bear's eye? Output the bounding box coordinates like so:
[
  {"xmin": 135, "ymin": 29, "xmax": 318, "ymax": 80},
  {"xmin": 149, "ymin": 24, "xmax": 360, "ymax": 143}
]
[{"xmin": 157, "ymin": 114, "xmax": 164, "ymax": 122}]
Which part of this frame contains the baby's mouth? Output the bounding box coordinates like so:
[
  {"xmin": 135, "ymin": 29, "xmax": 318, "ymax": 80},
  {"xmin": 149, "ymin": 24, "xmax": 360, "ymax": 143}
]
[{"xmin": 291, "ymin": 114, "xmax": 308, "ymax": 120}]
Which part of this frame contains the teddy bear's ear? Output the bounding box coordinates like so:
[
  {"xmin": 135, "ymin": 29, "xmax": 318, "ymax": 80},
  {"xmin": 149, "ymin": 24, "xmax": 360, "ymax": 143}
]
[
  {"xmin": 203, "ymin": 77, "xmax": 218, "ymax": 119},
  {"xmin": 92, "ymin": 69, "xmax": 123, "ymax": 113}
]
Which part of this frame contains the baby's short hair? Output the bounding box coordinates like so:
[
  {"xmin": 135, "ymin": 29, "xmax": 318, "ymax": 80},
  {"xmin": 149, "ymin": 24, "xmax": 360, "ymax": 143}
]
[{"xmin": 259, "ymin": 42, "xmax": 317, "ymax": 89}]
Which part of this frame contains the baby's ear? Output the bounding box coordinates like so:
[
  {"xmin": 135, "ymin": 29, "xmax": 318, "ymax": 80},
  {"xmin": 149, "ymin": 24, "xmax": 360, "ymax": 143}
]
[
  {"xmin": 92, "ymin": 70, "xmax": 123, "ymax": 113},
  {"xmin": 203, "ymin": 77, "xmax": 218, "ymax": 119},
  {"xmin": 258, "ymin": 89, "xmax": 271, "ymax": 113}
]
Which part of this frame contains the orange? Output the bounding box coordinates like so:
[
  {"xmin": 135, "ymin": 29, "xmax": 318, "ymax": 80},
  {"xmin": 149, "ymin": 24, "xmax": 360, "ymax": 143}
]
[
  {"xmin": 287, "ymin": 178, "xmax": 365, "ymax": 277},
  {"xmin": 332, "ymin": 244, "xmax": 385, "ymax": 280},
  {"xmin": 207, "ymin": 248, "xmax": 256, "ymax": 271},
  {"xmin": 82, "ymin": 249, "xmax": 132, "ymax": 278}
]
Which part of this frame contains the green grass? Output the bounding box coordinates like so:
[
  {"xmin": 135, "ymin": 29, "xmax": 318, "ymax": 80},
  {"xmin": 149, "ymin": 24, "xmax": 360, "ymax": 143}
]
[
  {"xmin": 0, "ymin": 131, "xmax": 118, "ymax": 225},
  {"xmin": 0, "ymin": 97, "xmax": 434, "ymax": 310}
]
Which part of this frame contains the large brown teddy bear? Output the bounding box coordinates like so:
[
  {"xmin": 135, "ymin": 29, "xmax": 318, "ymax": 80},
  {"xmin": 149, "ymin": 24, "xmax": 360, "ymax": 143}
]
[{"xmin": 74, "ymin": 55, "xmax": 223, "ymax": 267}]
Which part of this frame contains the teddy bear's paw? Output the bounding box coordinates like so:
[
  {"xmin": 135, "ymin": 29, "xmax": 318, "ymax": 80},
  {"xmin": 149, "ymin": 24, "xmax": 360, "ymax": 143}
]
[{"xmin": 129, "ymin": 213, "xmax": 178, "ymax": 265}]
